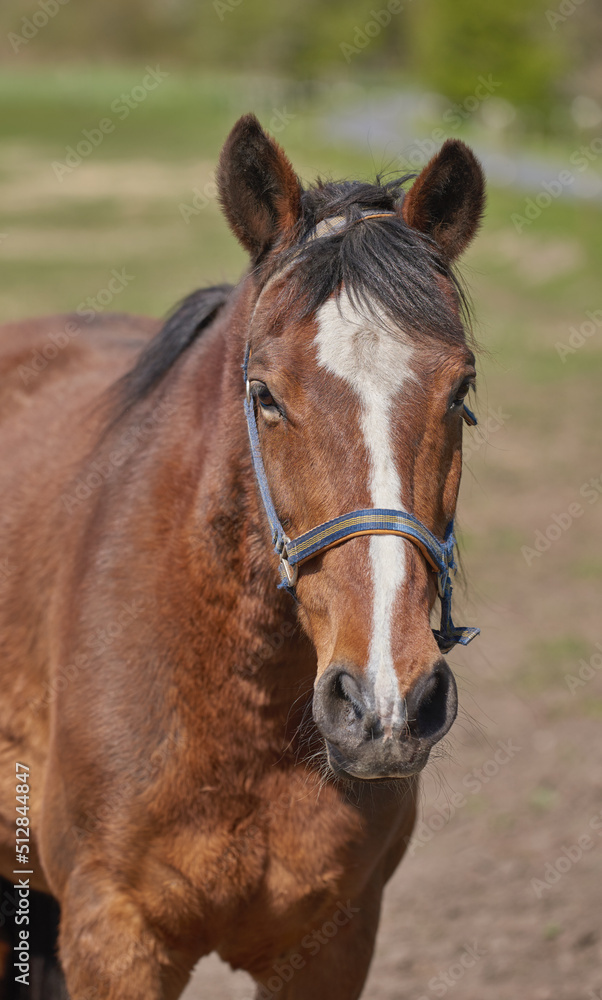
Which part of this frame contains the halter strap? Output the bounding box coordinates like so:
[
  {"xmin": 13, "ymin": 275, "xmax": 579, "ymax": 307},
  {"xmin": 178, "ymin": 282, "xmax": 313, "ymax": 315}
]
[
  {"xmin": 310, "ymin": 212, "xmax": 399, "ymax": 240},
  {"xmin": 242, "ymin": 212, "xmax": 480, "ymax": 654}
]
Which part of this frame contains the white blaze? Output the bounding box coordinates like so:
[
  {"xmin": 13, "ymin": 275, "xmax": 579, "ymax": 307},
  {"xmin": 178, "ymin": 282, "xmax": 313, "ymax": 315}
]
[{"xmin": 315, "ymin": 293, "xmax": 416, "ymax": 728}]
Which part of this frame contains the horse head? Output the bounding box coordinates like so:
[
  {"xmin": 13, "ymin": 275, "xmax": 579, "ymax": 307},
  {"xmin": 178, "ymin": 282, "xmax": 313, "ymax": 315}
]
[{"xmin": 218, "ymin": 114, "xmax": 484, "ymax": 780}]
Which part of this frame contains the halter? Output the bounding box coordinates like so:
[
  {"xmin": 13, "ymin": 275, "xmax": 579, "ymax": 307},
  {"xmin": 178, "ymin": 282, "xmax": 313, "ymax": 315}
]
[{"xmin": 242, "ymin": 211, "xmax": 480, "ymax": 654}]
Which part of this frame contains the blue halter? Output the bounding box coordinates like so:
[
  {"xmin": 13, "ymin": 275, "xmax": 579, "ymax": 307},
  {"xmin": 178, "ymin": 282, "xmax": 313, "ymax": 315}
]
[
  {"xmin": 243, "ymin": 350, "xmax": 479, "ymax": 654},
  {"xmin": 242, "ymin": 213, "xmax": 480, "ymax": 654}
]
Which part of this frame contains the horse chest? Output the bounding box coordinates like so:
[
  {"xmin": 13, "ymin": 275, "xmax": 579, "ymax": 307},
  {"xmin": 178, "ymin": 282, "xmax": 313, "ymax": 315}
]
[
  {"xmin": 214, "ymin": 777, "xmax": 407, "ymax": 972},
  {"xmin": 152, "ymin": 768, "xmax": 407, "ymax": 965}
]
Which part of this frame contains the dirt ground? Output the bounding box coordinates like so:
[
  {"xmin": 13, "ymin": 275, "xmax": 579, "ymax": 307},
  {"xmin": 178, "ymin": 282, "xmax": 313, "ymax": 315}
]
[
  {"xmin": 181, "ymin": 579, "xmax": 602, "ymax": 1000},
  {"xmin": 182, "ymin": 676, "xmax": 602, "ymax": 1000},
  {"xmin": 181, "ymin": 244, "xmax": 602, "ymax": 999},
  {"xmin": 1, "ymin": 119, "xmax": 600, "ymax": 999}
]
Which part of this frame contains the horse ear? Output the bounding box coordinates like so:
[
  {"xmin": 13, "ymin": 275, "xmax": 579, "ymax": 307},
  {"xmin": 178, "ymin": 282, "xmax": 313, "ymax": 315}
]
[
  {"xmin": 401, "ymin": 139, "xmax": 485, "ymax": 262},
  {"xmin": 217, "ymin": 114, "xmax": 303, "ymax": 262}
]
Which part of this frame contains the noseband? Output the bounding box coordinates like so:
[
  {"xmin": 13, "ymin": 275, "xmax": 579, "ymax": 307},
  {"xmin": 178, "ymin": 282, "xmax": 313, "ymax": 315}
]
[{"xmin": 242, "ymin": 212, "xmax": 480, "ymax": 654}]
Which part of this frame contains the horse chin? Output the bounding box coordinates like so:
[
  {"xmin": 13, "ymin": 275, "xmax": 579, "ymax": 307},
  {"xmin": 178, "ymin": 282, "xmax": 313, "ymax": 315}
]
[{"xmin": 324, "ymin": 740, "xmax": 429, "ymax": 782}]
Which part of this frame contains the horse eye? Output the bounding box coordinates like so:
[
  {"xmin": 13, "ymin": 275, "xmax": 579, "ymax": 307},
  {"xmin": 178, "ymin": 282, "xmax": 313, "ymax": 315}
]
[
  {"xmin": 253, "ymin": 383, "xmax": 279, "ymax": 414},
  {"xmin": 452, "ymin": 379, "xmax": 474, "ymax": 408},
  {"xmin": 258, "ymin": 387, "xmax": 275, "ymax": 408}
]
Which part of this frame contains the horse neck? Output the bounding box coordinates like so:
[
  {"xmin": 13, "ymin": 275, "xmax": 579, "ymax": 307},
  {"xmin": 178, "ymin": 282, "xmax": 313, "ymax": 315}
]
[{"xmin": 158, "ymin": 280, "xmax": 314, "ymax": 696}]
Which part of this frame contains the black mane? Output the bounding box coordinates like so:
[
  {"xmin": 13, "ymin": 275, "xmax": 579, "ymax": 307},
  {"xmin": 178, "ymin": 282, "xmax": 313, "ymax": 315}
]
[
  {"xmin": 113, "ymin": 283, "xmax": 233, "ymax": 420},
  {"xmin": 281, "ymin": 175, "xmax": 470, "ymax": 341},
  {"xmin": 115, "ymin": 174, "xmax": 471, "ymax": 419}
]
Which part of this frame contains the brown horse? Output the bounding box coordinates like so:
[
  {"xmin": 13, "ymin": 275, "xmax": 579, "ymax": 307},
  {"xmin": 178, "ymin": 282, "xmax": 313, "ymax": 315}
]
[{"xmin": 0, "ymin": 114, "xmax": 484, "ymax": 999}]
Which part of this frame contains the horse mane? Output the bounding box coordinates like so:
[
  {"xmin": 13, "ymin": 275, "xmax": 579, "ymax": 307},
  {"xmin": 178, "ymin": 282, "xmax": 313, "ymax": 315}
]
[
  {"xmin": 301, "ymin": 175, "xmax": 410, "ymax": 224},
  {"xmin": 282, "ymin": 175, "xmax": 472, "ymax": 343},
  {"xmin": 111, "ymin": 283, "xmax": 233, "ymax": 422},
  {"xmin": 112, "ymin": 174, "xmax": 472, "ymax": 423}
]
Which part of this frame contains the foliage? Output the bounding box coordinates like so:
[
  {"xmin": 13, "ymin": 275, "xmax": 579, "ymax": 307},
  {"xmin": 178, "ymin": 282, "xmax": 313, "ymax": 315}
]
[
  {"xmin": 0, "ymin": 0, "xmax": 598, "ymax": 127},
  {"xmin": 406, "ymin": 0, "xmax": 570, "ymax": 117}
]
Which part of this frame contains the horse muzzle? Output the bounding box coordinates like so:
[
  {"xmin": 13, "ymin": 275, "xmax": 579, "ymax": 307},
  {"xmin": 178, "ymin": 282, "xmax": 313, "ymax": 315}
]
[{"xmin": 312, "ymin": 659, "xmax": 458, "ymax": 780}]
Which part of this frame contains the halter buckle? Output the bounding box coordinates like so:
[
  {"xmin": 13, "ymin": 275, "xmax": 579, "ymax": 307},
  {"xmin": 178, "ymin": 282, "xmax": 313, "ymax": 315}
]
[{"xmin": 279, "ymin": 539, "xmax": 298, "ymax": 588}]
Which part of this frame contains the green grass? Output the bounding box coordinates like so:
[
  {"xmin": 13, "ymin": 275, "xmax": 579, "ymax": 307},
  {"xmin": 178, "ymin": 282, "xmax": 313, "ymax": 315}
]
[
  {"xmin": 529, "ymin": 786, "xmax": 559, "ymax": 812},
  {"xmin": 0, "ymin": 71, "xmax": 599, "ymax": 326},
  {"xmin": 517, "ymin": 636, "xmax": 592, "ymax": 694},
  {"xmin": 1, "ymin": 66, "xmax": 600, "ymax": 707},
  {"xmin": 2, "ymin": 68, "xmax": 600, "ymax": 410}
]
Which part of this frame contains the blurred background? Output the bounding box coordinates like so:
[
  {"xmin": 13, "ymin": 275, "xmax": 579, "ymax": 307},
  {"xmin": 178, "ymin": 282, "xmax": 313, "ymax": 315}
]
[{"xmin": 1, "ymin": 1, "xmax": 600, "ymax": 997}]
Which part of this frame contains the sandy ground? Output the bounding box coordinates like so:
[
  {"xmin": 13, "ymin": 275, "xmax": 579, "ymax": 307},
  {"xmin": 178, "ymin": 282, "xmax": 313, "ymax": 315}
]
[
  {"xmin": 181, "ymin": 687, "xmax": 602, "ymax": 1000},
  {"xmin": 1, "ymin": 140, "xmax": 599, "ymax": 1000},
  {"xmin": 181, "ymin": 316, "xmax": 602, "ymax": 999}
]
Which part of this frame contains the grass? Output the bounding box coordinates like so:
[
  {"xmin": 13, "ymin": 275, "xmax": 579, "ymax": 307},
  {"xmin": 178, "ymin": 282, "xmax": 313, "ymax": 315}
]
[
  {"xmin": 0, "ymin": 67, "xmax": 600, "ymax": 693},
  {"xmin": 517, "ymin": 635, "xmax": 592, "ymax": 694}
]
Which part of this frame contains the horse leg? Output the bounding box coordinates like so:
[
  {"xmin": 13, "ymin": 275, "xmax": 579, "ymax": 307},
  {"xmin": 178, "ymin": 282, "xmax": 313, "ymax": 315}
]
[
  {"xmin": 57, "ymin": 865, "xmax": 193, "ymax": 1000},
  {"xmin": 252, "ymin": 886, "xmax": 383, "ymax": 1000}
]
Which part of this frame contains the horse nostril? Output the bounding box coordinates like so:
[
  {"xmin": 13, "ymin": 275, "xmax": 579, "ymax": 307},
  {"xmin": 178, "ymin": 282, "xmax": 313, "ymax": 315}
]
[
  {"xmin": 407, "ymin": 661, "xmax": 458, "ymax": 742},
  {"xmin": 313, "ymin": 664, "xmax": 372, "ymax": 744},
  {"xmin": 334, "ymin": 671, "xmax": 365, "ymax": 721}
]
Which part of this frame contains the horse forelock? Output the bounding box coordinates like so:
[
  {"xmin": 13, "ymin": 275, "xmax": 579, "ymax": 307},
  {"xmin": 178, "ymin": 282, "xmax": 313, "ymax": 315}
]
[
  {"xmin": 257, "ymin": 174, "xmax": 473, "ymax": 350},
  {"xmin": 107, "ymin": 172, "xmax": 474, "ymax": 441}
]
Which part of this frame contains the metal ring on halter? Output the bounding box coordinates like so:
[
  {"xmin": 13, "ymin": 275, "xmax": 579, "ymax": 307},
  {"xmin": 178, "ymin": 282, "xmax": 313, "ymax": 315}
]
[
  {"xmin": 240, "ymin": 210, "xmax": 481, "ymax": 651},
  {"xmin": 279, "ymin": 540, "xmax": 298, "ymax": 588}
]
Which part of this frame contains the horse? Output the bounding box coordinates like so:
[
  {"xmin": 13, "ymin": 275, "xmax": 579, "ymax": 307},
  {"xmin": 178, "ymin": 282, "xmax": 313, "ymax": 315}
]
[{"xmin": 0, "ymin": 113, "xmax": 484, "ymax": 999}]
